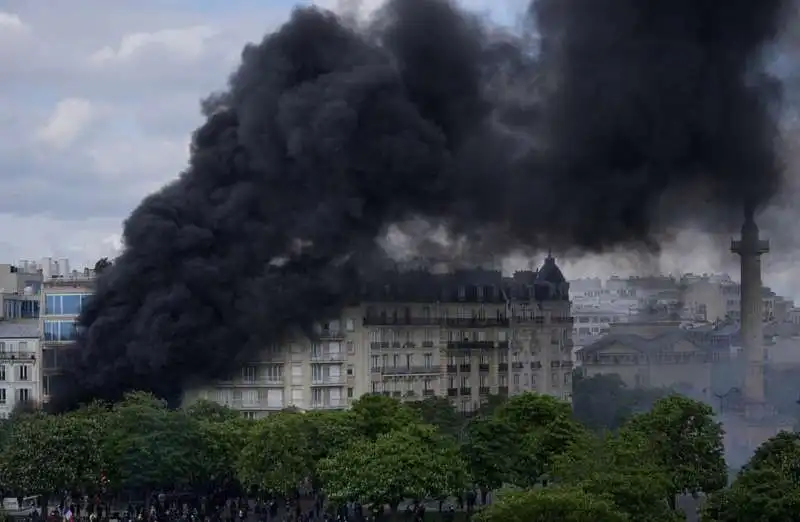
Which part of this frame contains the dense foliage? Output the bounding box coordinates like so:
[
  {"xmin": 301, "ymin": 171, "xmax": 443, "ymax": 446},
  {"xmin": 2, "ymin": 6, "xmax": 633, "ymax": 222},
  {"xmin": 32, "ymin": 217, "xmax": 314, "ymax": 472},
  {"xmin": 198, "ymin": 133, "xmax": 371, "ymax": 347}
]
[{"xmin": 0, "ymin": 386, "xmax": 793, "ymax": 521}]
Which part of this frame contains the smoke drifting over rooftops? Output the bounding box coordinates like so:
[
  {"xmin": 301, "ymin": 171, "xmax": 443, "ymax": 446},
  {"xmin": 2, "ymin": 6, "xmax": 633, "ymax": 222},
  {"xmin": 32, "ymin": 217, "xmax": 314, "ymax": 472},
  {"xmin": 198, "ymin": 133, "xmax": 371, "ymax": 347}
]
[{"xmin": 51, "ymin": 0, "xmax": 793, "ymax": 409}]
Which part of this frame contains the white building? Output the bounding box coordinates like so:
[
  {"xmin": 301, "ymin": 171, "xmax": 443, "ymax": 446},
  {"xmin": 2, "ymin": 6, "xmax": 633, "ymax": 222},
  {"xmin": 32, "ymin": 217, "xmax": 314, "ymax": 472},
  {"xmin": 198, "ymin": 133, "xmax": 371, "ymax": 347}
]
[{"xmin": 0, "ymin": 322, "xmax": 41, "ymax": 418}]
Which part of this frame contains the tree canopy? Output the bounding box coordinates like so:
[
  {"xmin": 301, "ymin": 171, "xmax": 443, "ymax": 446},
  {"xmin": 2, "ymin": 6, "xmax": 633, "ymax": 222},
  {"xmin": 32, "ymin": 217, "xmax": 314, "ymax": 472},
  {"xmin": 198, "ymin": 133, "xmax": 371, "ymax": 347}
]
[{"xmin": 0, "ymin": 387, "xmax": 790, "ymax": 521}]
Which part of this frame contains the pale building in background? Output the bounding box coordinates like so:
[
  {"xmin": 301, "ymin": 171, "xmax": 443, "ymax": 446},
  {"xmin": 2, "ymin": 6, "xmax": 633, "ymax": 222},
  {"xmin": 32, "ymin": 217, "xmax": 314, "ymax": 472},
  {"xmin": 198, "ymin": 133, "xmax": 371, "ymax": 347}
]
[
  {"xmin": 184, "ymin": 256, "xmax": 576, "ymax": 418},
  {"xmin": 0, "ymin": 323, "xmax": 41, "ymax": 418}
]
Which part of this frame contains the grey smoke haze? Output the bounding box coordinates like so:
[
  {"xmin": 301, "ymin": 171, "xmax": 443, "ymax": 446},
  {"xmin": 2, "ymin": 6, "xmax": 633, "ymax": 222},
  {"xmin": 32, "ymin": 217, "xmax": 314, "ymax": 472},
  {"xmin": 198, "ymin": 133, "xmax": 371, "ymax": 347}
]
[{"xmin": 51, "ymin": 0, "xmax": 795, "ymax": 408}]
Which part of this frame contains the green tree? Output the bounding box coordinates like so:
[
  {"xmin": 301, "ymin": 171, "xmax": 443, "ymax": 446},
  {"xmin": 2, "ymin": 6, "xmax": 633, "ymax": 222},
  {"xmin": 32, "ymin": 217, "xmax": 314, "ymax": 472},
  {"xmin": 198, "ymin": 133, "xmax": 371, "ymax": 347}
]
[
  {"xmin": 102, "ymin": 392, "xmax": 206, "ymax": 494},
  {"xmin": 475, "ymin": 487, "xmax": 627, "ymax": 522},
  {"xmin": 496, "ymin": 393, "xmax": 586, "ymax": 487},
  {"xmin": 620, "ymin": 396, "xmax": 726, "ymax": 505},
  {"xmin": 304, "ymin": 410, "xmax": 358, "ymax": 464},
  {"xmin": 237, "ymin": 412, "xmax": 312, "ymax": 495},
  {"xmin": 185, "ymin": 399, "xmax": 242, "ymax": 423},
  {"xmin": 551, "ymin": 429, "xmax": 678, "ymax": 521},
  {"xmin": 703, "ymin": 431, "xmax": 800, "ymax": 521},
  {"xmin": 319, "ymin": 424, "xmax": 469, "ymax": 513},
  {"xmin": 94, "ymin": 257, "xmax": 112, "ymax": 274},
  {"xmin": 406, "ymin": 397, "xmax": 463, "ymax": 439},
  {"xmin": 350, "ymin": 394, "xmax": 419, "ymax": 440},
  {"xmin": 0, "ymin": 409, "xmax": 105, "ymax": 499},
  {"xmin": 702, "ymin": 467, "xmax": 800, "ymax": 521},
  {"xmin": 187, "ymin": 401, "xmax": 251, "ymax": 494},
  {"xmin": 462, "ymin": 414, "xmax": 517, "ymax": 493}
]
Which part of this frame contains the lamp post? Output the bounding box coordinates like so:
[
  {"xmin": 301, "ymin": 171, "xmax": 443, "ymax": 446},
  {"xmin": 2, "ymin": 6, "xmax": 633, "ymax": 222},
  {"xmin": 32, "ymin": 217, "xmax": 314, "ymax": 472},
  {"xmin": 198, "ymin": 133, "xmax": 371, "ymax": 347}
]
[{"xmin": 712, "ymin": 387, "xmax": 740, "ymax": 413}]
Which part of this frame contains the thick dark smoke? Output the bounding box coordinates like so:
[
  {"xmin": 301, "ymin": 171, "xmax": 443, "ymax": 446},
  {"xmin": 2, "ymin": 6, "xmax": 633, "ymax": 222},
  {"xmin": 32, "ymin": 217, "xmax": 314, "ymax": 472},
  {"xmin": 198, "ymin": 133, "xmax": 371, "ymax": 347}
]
[{"xmin": 51, "ymin": 0, "xmax": 791, "ymax": 409}]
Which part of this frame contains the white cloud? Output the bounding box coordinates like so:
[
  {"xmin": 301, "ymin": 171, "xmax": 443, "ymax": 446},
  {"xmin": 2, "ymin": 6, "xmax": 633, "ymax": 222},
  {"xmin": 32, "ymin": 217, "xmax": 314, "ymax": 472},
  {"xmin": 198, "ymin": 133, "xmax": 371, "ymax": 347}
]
[
  {"xmin": 0, "ymin": 11, "xmax": 26, "ymax": 31},
  {"xmin": 90, "ymin": 25, "xmax": 221, "ymax": 64},
  {"xmin": 36, "ymin": 98, "xmax": 97, "ymax": 149}
]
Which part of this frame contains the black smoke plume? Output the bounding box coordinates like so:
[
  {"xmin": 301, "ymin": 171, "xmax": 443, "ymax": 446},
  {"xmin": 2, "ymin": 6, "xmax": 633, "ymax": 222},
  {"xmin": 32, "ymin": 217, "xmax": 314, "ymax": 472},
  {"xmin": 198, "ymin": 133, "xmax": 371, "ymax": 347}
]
[{"xmin": 50, "ymin": 0, "xmax": 791, "ymax": 409}]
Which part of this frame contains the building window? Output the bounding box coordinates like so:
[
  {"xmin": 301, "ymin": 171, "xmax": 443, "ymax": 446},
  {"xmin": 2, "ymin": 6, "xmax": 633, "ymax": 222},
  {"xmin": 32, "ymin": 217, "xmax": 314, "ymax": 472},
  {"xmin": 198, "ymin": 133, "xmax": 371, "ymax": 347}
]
[
  {"xmin": 0, "ymin": 388, "xmax": 4, "ymax": 403},
  {"xmin": 424, "ymin": 353, "xmax": 433, "ymax": 368},
  {"xmin": 18, "ymin": 365, "xmax": 29, "ymax": 381},
  {"xmin": 448, "ymin": 376, "xmax": 456, "ymax": 388},
  {"xmin": 499, "ymin": 375, "xmax": 508, "ymax": 387},
  {"xmin": 479, "ymin": 375, "xmax": 488, "ymax": 387},
  {"xmin": 346, "ymin": 341, "xmax": 355, "ymax": 355},
  {"xmin": 460, "ymin": 375, "xmax": 470, "ymax": 388},
  {"xmin": 347, "ymin": 387, "xmax": 354, "ymax": 398},
  {"xmin": 406, "ymin": 354, "xmax": 413, "ymax": 368},
  {"xmin": 513, "ymin": 374, "xmax": 520, "ymax": 385},
  {"xmin": 43, "ymin": 320, "xmax": 78, "ymax": 342},
  {"xmin": 242, "ymin": 411, "xmax": 257, "ymax": 420},
  {"xmin": 17, "ymin": 388, "xmax": 29, "ymax": 403},
  {"xmin": 392, "ymin": 354, "xmax": 400, "ymax": 368},
  {"xmin": 423, "ymin": 378, "xmax": 432, "ymax": 391},
  {"xmin": 265, "ymin": 364, "xmax": 283, "ymax": 382},
  {"xmin": 45, "ymin": 294, "xmax": 91, "ymax": 316},
  {"xmin": 371, "ymin": 355, "xmax": 380, "ymax": 370},
  {"xmin": 564, "ymin": 372, "xmax": 571, "ymax": 384},
  {"xmin": 0, "ymin": 365, "xmax": 4, "ymax": 381},
  {"xmin": 242, "ymin": 366, "xmax": 256, "ymax": 383}
]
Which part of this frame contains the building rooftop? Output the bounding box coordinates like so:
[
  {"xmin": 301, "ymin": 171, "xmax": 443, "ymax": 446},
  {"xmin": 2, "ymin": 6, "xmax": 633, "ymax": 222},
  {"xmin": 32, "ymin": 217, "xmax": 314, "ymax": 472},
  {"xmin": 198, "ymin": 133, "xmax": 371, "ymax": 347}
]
[
  {"xmin": 361, "ymin": 264, "xmax": 570, "ymax": 303},
  {"xmin": 0, "ymin": 321, "xmax": 39, "ymax": 339}
]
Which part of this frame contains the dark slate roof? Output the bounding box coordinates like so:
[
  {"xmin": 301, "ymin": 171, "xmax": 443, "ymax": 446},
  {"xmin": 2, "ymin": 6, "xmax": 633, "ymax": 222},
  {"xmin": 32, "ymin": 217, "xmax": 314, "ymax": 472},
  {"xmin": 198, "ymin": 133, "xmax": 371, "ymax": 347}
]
[
  {"xmin": 0, "ymin": 321, "xmax": 39, "ymax": 339},
  {"xmin": 536, "ymin": 255, "xmax": 566, "ymax": 284},
  {"xmin": 578, "ymin": 329, "xmax": 710, "ymax": 355}
]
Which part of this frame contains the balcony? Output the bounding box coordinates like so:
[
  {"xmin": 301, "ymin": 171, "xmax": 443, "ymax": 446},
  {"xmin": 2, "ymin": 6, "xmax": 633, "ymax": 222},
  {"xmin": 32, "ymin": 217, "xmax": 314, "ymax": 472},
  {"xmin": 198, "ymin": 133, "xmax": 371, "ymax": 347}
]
[
  {"xmin": 459, "ymin": 363, "xmax": 472, "ymax": 372},
  {"xmin": 444, "ymin": 317, "xmax": 510, "ymax": 328},
  {"xmin": 447, "ymin": 364, "xmax": 457, "ymax": 373},
  {"xmin": 498, "ymin": 341, "xmax": 509, "ymax": 348},
  {"xmin": 219, "ymin": 377, "xmax": 284, "ymax": 387},
  {"xmin": 447, "ymin": 341, "xmax": 495, "ymax": 350},
  {"xmin": 498, "ymin": 386, "xmax": 509, "ymax": 395},
  {"xmin": 515, "ymin": 316, "xmax": 545, "ymax": 325},
  {"xmin": 459, "ymin": 387, "xmax": 471, "ymax": 396},
  {"xmin": 479, "ymin": 387, "xmax": 490, "ymax": 396},
  {"xmin": 530, "ymin": 361, "xmax": 543, "ymax": 370},
  {"xmin": 311, "ymin": 399, "xmax": 347, "ymax": 410},
  {"xmin": 392, "ymin": 391, "xmax": 402, "ymax": 398},
  {"xmin": 550, "ymin": 361, "xmax": 562, "ymax": 368},
  {"xmin": 381, "ymin": 365, "xmax": 439, "ymax": 376},
  {"xmin": 316, "ymin": 329, "xmax": 345, "ymax": 341},
  {"xmin": 498, "ymin": 363, "xmax": 508, "ymax": 372},
  {"xmin": 363, "ymin": 316, "xmax": 440, "ymax": 326},
  {"xmin": 552, "ymin": 317, "xmax": 575, "ymax": 325},
  {"xmin": 423, "ymin": 389, "xmax": 435, "ymax": 397},
  {"xmin": 447, "ymin": 388, "xmax": 458, "ymax": 397},
  {"xmin": 311, "ymin": 352, "xmax": 345, "ymax": 362},
  {"xmin": 229, "ymin": 400, "xmax": 284, "ymax": 410},
  {"xmin": 422, "ymin": 341, "xmax": 435, "ymax": 348},
  {"xmin": 512, "ymin": 362, "xmax": 524, "ymax": 370},
  {"xmin": 311, "ymin": 376, "xmax": 346, "ymax": 386},
  {"xmin": 0, "ymin": 351, "xmax": 36, "ymax": 361},
  {"xmin": 478, "ymin": 363, "xmax": 490, "ymax": 372}
]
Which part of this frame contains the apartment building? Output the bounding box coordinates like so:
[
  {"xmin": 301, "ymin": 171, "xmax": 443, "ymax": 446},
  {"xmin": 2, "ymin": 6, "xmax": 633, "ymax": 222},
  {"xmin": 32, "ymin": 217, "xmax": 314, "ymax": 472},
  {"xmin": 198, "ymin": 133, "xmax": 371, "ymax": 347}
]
[
  {"xmin": 0, "ymin": 263, "xmax": 43, "ymax": 295},
  {"xmin": 0, "ymin": 322, "xmax": 41, "ymax": 418},
  {"xmin": 40, "ymin": 272, "xmax": 96, "ymax": 402},
  {"xmin": 184, "ymin": 255, "xmax": 575, "ymax": 417}
]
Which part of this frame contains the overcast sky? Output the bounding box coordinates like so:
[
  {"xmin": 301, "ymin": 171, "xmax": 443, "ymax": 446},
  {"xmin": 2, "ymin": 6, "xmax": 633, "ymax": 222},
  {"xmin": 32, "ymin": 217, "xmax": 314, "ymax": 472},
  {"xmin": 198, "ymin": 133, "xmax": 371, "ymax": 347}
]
[{"xmin": 1, "ymin": 0, "xmax": 798, "ymax": 300}]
